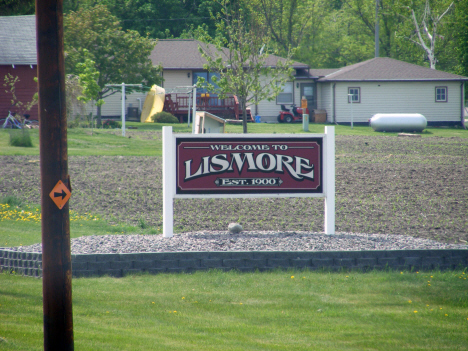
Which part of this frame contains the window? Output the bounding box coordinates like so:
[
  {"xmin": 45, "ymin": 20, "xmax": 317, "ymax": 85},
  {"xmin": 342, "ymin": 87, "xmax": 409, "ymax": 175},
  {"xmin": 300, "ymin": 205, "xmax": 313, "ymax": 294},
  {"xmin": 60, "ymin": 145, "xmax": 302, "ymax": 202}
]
[
  {"xmin": 435, "ymin": 86, "xmax": 447, "ymax": 102},
  {"xmin": 193, "ymin": 71, "xmax": 220, "ymax": 93},
  {"xmin": 348, "ymin": 87, "xmax": 360, "ymax": 103},
  {"xmin": 277, "ymin": 82, "xmax": 294, "ymax": 104}
]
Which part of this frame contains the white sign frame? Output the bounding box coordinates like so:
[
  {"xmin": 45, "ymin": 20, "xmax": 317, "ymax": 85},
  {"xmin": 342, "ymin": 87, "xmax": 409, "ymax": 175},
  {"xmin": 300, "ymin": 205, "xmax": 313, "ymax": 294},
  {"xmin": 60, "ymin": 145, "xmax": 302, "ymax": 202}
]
[{"xmin": 163, "ymin": 126, "xmax": 335, "ymax": 237}]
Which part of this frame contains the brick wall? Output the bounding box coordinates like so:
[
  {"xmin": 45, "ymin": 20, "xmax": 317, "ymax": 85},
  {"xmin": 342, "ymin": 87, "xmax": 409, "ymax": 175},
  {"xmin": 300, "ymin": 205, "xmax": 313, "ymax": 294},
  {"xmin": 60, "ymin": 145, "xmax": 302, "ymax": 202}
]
[{"xmin": 1, "ymin": 249, "xmax": 467, "ymax": 278}]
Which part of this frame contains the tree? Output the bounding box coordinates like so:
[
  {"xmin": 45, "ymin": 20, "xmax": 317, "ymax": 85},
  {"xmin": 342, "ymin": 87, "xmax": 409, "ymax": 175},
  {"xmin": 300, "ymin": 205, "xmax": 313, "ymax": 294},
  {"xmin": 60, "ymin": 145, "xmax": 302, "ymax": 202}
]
[
  {"xmin": 198, "ymin": 0, "xmax": 294, "ymax": 133},
  {"xmin": 453, "ymin": 0, "xmax": 468, "ymax": 78},
  {"xmin": 63, "ymin": 4, "xmax": 162, "ymax": 125},
  {"xmin": 99, "ymin": 0, "xmax": 220, "ymax": 39},
  {"xmin": 0, "ymin": 0, "xmax": 34, "ymax": 16},
  {"xmin": 403, "ymin": 0, "xmax": 454, "ymax": 69}
]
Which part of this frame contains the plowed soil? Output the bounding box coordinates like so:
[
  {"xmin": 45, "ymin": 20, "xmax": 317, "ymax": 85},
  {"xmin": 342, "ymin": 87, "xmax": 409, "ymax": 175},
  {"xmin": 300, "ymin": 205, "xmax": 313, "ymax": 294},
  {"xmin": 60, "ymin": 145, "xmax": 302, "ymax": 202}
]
[{"xmin": 1, "ymin": 134, "xmax": 467, "ymax": 244}]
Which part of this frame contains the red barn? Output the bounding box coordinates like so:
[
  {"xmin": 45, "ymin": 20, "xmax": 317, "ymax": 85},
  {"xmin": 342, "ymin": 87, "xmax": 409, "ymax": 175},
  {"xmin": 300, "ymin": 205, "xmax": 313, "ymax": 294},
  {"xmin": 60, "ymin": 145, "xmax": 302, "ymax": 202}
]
[{"xmin": 0, "ymin": 15, "xmax": 38, "ymax": 121}]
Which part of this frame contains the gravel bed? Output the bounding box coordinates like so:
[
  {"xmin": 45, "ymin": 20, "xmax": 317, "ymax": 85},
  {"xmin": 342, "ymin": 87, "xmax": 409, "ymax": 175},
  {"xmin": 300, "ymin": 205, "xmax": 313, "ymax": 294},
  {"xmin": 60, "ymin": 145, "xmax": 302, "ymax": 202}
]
[{"xmin": 7, "ymin": 231, "xmax": 468, "ymax": 254}]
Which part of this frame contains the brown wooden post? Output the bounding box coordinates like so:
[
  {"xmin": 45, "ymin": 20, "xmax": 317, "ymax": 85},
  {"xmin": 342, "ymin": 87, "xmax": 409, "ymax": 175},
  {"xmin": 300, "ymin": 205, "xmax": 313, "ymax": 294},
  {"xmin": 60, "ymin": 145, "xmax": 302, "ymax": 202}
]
[{"xmin": 36, "ymin": 0, "xmax": 74, "ymax": 350}]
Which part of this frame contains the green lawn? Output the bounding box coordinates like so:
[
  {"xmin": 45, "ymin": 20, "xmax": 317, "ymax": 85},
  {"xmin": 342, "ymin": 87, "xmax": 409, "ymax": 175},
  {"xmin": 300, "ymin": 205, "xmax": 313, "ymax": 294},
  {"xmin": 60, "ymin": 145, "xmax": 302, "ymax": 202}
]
[
  {"xmin": 0, "ymin": 201, "xmax": 160, "ymax": 247},
  {"xmin": 1, "ymin": 269, "xmax": 467, "ymax": 350},
  {"xmin": 1, "ymin": 122, "xmax": 467, "ymax": 157}
]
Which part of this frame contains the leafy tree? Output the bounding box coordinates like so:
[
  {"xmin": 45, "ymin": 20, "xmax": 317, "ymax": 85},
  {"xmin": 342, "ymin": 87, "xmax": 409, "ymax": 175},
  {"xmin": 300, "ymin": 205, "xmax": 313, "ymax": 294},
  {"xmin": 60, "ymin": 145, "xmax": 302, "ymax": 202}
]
[
  {"xmin": 99, "ymin": 0, "xmax": 220, "ymax": 39},
  {"xmin": 0, "ymin": 0, "xmax": 34, "ymax": 16},
  {"xmin": 453, "ymin": 0, "xmax": 468, "ymax": 78},
  {"xmin": 402, "ymin": 0, "xmax": 454, "ymax": 69},
  {"xmin": 63, "ymin": 4, "xmax": 162, "ymax": 125},
  {"xmin": 198, "ymin": 0, "xmax": 294, "ymax": 133}
]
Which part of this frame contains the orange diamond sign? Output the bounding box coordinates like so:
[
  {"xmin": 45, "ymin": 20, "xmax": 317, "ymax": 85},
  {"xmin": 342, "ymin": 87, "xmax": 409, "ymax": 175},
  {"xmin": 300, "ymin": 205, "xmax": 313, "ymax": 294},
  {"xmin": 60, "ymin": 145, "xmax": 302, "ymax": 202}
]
[{"xmin": 49, "ymin": 180, "xmax": 71, "ymax": 209}]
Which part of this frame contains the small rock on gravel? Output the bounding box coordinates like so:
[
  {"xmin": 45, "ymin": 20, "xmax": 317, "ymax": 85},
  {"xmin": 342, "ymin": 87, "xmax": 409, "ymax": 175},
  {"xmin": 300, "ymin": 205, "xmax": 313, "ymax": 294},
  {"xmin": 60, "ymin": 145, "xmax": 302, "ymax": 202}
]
[{"xmin": 228, "ymin": 223, "xmax": 243, "ymax": 234}]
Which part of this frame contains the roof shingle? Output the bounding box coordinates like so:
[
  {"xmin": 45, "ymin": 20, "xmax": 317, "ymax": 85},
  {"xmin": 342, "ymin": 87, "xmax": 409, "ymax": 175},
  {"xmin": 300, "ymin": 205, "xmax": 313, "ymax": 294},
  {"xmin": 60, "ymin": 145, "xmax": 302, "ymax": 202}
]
[
  {"xmin": 0, "ymin": 15, "xmax": 37, "ymax": 65},
  {"xmin": 317, "ymin": 57, "xmax": 468, "ymax": 81},
  {"xmin": 150, "ymin": 39, "xmax": 308, "ymax": 70}
]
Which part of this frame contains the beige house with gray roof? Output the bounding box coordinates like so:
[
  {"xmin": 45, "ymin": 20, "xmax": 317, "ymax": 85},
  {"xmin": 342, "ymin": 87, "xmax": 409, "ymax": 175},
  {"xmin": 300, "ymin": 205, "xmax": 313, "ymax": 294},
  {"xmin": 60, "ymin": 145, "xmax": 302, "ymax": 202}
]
[
  {"xmin": 314, "ymin": 57, "xmax": 468, "ymax": 127},
  {"xmin": 150, "ymin": 39, "xmax": 314, "ymax": 122},
  {"xmin": 150, "ymin": 41, "xmax": 467, "ymax": 126}
]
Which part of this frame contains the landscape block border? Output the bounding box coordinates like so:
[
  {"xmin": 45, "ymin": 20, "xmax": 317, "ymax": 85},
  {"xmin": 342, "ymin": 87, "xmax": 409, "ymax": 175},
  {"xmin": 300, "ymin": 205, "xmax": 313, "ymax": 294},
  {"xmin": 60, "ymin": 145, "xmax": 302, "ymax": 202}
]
[{"xmin": 1, "ymin": 249, "xmax": 467, "ymax": 278}]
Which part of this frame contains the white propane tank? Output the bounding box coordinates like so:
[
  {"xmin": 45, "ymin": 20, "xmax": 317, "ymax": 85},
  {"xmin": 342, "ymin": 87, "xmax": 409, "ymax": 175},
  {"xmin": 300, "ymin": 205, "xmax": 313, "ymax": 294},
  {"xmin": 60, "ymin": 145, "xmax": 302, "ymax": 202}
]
[{"xmin": 369, "ymin": 113, "xmax": 427, "ymax": 132}]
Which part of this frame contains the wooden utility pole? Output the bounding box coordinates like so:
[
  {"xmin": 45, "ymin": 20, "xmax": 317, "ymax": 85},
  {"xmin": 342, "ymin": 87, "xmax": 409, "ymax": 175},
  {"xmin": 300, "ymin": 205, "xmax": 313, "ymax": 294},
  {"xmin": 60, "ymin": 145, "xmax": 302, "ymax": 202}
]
[{"xmin": 36, "ymin": 0, "xmax": 74, "ymax": 350}]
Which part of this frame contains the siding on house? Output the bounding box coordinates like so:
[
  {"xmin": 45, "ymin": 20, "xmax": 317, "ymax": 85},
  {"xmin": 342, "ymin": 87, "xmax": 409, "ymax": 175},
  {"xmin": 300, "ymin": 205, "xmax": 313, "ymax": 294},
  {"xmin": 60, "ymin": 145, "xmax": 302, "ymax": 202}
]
[
  {"xmin": 0, "ymin": 65, "xmax": 38, "ymax": 120},
  {"xmin": 333, "ymin": 81, "xmax": 463, "ymax": 124},
  {"xmin": 248, "ymin": 79, "xmax": 316, "ymax": 121},
  {"xmin": 163, "ymin": 70, "xmax": 192, "ymax": 91},
  {"xmin": 318, "ymin": 82, "xmax": 332, "ymax": 121},
  {"xmin": 71, "ymin": 90, "xmax": 148, "ymax": 119}
]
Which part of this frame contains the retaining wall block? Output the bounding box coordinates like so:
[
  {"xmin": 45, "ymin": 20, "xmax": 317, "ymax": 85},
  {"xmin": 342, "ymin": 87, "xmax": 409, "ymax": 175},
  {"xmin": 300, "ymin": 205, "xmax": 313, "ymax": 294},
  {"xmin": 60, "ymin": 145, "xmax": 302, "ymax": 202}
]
[
  {"xmin": 182, "ymin": 252, "xmax": 210, "ymax": 260},
  {"xmin": 244, "ymin": 259, "xmax": 267, "ymax": 269},
  {"xmin": 421, "ymin": 257, "xmax": 444, "ymax": 268},
  {"xmin": 378, "ymin": 257, "xmax": 400, "ymax": 267},
  {"xmin": 155, "ymin": 260, "xmax": 179, "ymax": 269},
  {"xmin": 252, "ymin": 252, "xmax": 277, "ymax": 260},
  {"xmin": 208, "ymin": 252, "xmax": 232, "ymax": 259},
  {"xmin": 201, "ymin": 259, "xmax": 223, "ymax": 269},
  {"xmin": 158, "ymin": 253, "xmax": 185, "ymax": 261},
  {"xmin": 357, "ymin": 258, "xmax": 377, "ymax": 267},
  {"xmin": 267, "ymin": 259, "xmax": 290, "ymax": 268},
  {"xmin": 88, "ymin": 261, "xmax": 111, "ymax": 271},
  {"xmin": 178, "ymin": 259, "xmax": 201, "ymax": 269},
  {"xmin": 119, "ymin": 253, "xmax": 143, "ymax": 262},
  {"xmin": 291, "ymin": 259, "xmax": 312, "ymax": 268},
  {"xmin": 321, "ymin": 251, "xmax": 344, "ymax": 259},
  {"xmin": 222, "ymin": 259, "xmax": 244, "ymax": 268},
  {"xmin": 95, "ymin": 254, "xmax": 119, "ymax": 262},
  {"xmin": 133, "ymin": 260, "xmax": 156, "ymax": 270},
  {"xmin": 73, "ymin": 254, "xmax": 97, "ymax": 263},
  {"xmin": 231, "ymin": 252, "xmax": 255, "ymax": 260},
  {"xmin": 110, "ymin": 261, "xmax": 133, "ymax": 270},
  {"xmin": 72, "ymin": 262, "xmax": 88, "ymax": 271},
  {"xmin": 312, "ymin": 258, "xmax": 334, "ymax": 267},
  {"xmin": 339, "ymin": 251, "xmax": 368, "ymax": 259},
  {"xmin": 334, "ymin": 258, "xmax": 356, "ymax": 267},
  {"xmin": 402, "ymin": 257, "xmax": 422, "ymax": 267}
]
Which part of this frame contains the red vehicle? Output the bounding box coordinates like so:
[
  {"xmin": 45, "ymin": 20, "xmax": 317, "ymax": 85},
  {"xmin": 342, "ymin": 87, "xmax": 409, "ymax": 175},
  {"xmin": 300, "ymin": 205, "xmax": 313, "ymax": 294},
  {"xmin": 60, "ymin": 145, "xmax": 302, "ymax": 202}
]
[{"xmin": 277, "ymin": 104, "xmax": 309, "ymax": 123}]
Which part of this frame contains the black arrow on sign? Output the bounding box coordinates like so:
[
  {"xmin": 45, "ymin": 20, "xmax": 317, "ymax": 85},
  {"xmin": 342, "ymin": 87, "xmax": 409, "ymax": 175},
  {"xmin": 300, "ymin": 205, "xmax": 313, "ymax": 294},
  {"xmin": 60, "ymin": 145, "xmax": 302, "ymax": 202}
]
[{"xmin": 54, "ymin": 189, "xmax": 67, "ymax": 200}]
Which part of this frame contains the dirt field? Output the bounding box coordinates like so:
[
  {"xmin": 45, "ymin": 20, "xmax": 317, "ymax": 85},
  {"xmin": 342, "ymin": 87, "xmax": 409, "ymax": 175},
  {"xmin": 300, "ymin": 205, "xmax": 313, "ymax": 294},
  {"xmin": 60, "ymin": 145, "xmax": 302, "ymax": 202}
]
[{"xmin": 1, "ymin": 134, "xmax": 467, "ymax": 243}]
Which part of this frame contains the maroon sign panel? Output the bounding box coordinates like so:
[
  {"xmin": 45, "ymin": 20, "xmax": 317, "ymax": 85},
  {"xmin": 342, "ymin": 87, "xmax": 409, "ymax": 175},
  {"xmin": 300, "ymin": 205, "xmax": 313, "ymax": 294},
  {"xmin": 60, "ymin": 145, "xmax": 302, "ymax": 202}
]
[{"xmin": 176, "ymin": 137, "xmax": 322, "ymax": 195}]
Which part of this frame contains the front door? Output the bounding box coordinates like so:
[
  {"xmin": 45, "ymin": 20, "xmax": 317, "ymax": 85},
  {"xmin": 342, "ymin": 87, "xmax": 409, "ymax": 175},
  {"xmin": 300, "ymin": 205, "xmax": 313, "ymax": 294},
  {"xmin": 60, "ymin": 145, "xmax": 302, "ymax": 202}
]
[{"xmin": 300, "ymin": 83, "xmax": 316, "ymax": 110}]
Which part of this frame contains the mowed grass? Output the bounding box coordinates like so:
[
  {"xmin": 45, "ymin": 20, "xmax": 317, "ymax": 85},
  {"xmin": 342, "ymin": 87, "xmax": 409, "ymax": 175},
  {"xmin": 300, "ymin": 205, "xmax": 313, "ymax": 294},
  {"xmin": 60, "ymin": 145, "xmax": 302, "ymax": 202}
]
[
  {"xmin": 1, "ymin": 269, "xmax": 467, "ymax": 350},
  {"xmin": 0, "ymin": 201, "xmax": 161, "ymax": 247},
  {"xmin": 1, "ymin": 122, "xmax": 467, "ymax": 156}
]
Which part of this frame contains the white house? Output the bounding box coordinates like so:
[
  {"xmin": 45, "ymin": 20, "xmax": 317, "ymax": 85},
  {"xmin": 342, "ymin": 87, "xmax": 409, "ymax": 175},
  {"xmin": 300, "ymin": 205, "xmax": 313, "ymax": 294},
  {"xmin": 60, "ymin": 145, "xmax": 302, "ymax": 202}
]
[
  {"xmin": 77, "ymin": 39, "xmax": 468, "ymax": 126},
  {"xmin": 149, "ymin": 39, "xmax": 315, "ymax": 122},
  {"xmin": 314, "ymin": 57, "xmax": 468, "ymax": 127}
]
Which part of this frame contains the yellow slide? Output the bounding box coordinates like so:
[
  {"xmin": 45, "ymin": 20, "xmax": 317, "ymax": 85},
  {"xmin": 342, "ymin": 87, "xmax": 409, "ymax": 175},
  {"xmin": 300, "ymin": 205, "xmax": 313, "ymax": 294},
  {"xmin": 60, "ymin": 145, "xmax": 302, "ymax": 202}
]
[{"xmin": 140, "ymin": 85, "xmax": 165, "ymax": 123}]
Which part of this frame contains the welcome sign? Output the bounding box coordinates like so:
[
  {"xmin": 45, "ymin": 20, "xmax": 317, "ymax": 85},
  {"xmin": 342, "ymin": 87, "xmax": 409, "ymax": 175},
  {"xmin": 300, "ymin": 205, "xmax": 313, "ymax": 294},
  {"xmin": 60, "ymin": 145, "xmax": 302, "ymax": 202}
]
[
  {"xmin": 176, "ymin": 137, "xmax": 322, "ymax": 195},
  {"xmin": 163, "ymin": 127, "xmax": 335, "ymax": 237}
]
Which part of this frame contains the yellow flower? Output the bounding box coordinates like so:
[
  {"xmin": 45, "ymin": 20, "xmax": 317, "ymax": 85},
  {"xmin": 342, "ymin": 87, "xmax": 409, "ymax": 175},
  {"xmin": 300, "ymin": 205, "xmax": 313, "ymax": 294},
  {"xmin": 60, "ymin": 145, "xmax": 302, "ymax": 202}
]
[
  {"xmin": 291, "ymin": 276, "xmax": 294, "ymax": 279},
  {"xmin": 408, "ymin": 300, "xmax": 412, "ymax": 303},
  {"xmin": 414, "ymin": 311, "xmax": 418, "ymax": 313}
]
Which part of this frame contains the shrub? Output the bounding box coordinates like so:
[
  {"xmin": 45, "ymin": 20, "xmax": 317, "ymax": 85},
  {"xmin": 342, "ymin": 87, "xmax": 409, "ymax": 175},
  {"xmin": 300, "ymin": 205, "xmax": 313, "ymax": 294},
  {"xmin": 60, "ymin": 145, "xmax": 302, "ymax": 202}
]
[
  {"xmin": 151, "ymin": 111, "xmax": 179, "ymax": 123},
  {"xmin": 9, "ymin": 130, "xmax": 33, "ymax": 147},
  {"xmin": 0, "ymin": 195, "xmax": 23, "ymax": 207},
  {"xmin": 102, "ymin": 119, "xmax": 121, "ymax": 129}
]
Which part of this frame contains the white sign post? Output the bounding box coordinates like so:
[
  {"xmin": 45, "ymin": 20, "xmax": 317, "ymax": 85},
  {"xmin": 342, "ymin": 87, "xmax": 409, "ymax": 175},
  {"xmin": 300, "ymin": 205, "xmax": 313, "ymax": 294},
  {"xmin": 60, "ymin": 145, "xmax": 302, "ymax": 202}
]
[{"xmin": 162, "ymin": 126, "xmax": 335, "ymax": 238}]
